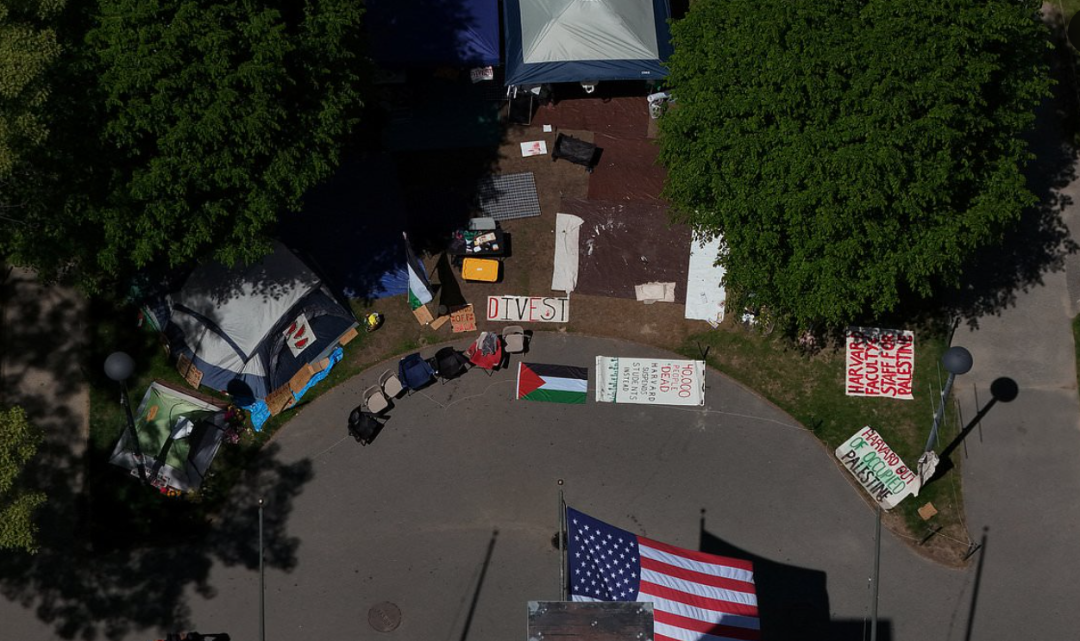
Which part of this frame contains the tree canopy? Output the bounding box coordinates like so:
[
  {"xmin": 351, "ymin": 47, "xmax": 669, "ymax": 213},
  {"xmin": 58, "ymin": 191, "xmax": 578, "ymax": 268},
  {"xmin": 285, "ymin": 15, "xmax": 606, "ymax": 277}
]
[
  {"xmin": 0, "ymin": 406, "xmax": 46, "ymax": 553},
  {"xmin": 658, "ymin": 0, "xmax": 1052, "ymax": 328},
  {"xmin": 0, "ymin": 0, "xmax": 366, "ymax": 289},
  {"xmin": 0, "ymin": 0, "xmax": 64, "ymax": 188}
]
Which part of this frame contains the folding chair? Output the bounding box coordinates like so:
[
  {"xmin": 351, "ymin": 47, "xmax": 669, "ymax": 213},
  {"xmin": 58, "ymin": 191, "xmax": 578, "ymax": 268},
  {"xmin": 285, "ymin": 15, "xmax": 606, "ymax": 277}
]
[
  {"xmin": 433, "ymin": 347, "xmax": 469, "ymax": 382},
  {"xmin": 398, "ymin": 353, "xmax": 437, "ymax": 394},
  {"xmin": 380, "ymin": 370, "xmax": 404, "ymax": 399},
  {"xmin": 465, "ymin": 332, "xmax": 502, "ymax": 376},
  {"xmin": 348, "ymin": 407, "xmax": 383, "ymax": 446},
  {"xmin": 363, "ymin": 385, "xmax": 390, "ymax": 414},
  {"xmin": 502, "ymin": 325, "xmax": 527, "ymax": 354}
]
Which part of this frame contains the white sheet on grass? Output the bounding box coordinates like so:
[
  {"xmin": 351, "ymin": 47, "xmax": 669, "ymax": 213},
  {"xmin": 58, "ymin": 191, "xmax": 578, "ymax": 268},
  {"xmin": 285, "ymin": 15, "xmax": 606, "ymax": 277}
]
[
  {"xmin": 552, "ymin": 213, "xmax": 584, "ymax": 292},
  {"xmin": 685, "ymin": 234, "xmax": 727, "ymax": 325}
]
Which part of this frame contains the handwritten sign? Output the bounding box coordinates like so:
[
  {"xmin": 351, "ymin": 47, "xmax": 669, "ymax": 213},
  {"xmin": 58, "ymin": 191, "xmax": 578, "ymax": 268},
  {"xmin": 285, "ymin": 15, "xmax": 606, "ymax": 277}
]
[
  {"xmin": 487, "ymin": 296, "xmax": 569, "ymax": 323},
  {"xmin": 835, "ymin": 426, "xmax": 921, "ymax": 510},
  {"xmin": 845, "ymin": 327, "xmax": 914, "ymax": 399},
  {"xmin": 595, "ymin": 357, "xmax": 705, "ymax": 406},
  {"xmin": 451, "ymin": 305, "xmax": 477, "ymax": 333}
]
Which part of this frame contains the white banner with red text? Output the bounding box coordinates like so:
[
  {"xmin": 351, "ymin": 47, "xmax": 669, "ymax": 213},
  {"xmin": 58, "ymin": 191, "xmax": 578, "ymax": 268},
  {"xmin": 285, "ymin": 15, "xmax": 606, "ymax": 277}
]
[
  {"xmin": 487, "ymin": 296, "xmax": 569, "ymax": 323},
  {"xmin": 845, "ymin": 327, "xmax": 915, "ymax": 399}
]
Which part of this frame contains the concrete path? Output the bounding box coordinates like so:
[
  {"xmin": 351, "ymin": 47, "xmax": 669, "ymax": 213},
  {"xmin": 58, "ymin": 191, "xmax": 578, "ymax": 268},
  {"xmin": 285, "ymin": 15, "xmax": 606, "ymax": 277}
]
[
  {"xmin": 953, "ymin": 210, "xmax": 1080, "ymax": 635},
  {"xmin": 950, "ymin": 62, "xmax": 1080, "ymax": 638}
]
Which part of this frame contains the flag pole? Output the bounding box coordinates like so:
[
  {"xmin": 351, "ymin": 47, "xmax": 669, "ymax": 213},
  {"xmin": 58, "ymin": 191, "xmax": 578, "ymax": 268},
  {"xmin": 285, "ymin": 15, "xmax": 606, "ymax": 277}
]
[
  {"xmin": 558, "ymin": 483, "xmax": 567, "ymax": 600},
  {"xmin": 870, "ymin": 505, "xmax": 881, "ymax": 641}
]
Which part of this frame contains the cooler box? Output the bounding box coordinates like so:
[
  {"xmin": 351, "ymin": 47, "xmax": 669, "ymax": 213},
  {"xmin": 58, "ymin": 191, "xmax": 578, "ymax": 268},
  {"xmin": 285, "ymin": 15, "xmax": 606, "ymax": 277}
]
[{"xmin": 462, "ymin": 258, "xmax": 499, "ymax": 282}]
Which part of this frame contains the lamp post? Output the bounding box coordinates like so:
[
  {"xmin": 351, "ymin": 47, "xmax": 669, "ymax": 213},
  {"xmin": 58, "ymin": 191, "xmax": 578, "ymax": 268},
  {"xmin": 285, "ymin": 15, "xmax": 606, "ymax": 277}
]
[
  {"xmin": 104, "ymin": 351, "xmax": 148, "ymax": 484},
  {"xmin": 924, "ymin": 346, "xmax": 974, "ymax": 453},
  {"xmin": 258, "ymin": 498, "xmax": 265, "ymax": 641}
]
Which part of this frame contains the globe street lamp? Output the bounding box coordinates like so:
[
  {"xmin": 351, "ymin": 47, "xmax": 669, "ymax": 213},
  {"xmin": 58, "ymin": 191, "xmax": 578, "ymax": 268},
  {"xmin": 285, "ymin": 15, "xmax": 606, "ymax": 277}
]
[
  {"xmin": 924, "ymin": 346, "xmax": 974, "ymax": 454},
  {"xmin": 104, "ymin": 351, "xmax": 148, "ymax": 484}
]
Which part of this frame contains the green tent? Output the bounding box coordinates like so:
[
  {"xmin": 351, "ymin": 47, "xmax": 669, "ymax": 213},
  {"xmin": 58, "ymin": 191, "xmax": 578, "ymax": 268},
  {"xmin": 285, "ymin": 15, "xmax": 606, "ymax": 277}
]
[{"xmin": 109, "ymin": 381, "xmax": 228, "ymax": 493}]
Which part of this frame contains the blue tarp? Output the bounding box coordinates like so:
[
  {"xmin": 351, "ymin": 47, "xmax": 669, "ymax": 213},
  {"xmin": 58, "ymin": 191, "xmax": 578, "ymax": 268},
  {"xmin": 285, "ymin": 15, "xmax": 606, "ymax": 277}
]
[
  {"xmin": 503, "ymin": 0, "xmax": 673, "ymax": 86},
  {"xmin": 368, "ymin": 0, "xmax": 500, "ymax": 68}
]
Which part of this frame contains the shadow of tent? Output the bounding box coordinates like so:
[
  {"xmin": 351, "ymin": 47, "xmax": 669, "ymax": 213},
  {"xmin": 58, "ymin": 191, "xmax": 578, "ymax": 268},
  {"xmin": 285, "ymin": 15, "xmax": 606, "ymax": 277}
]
[{"xmin": 699, "ymin": 517, "xmax": 892, "ymax": 641}]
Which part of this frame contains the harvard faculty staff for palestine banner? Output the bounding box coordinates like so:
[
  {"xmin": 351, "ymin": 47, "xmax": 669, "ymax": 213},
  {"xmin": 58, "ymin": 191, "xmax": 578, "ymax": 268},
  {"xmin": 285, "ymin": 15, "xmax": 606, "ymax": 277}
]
[
  {"xmin": 403, "ymin": 232, "xmax": 433, "ymax": 310},
  {"xmin": 567, "ymin": 507, "xmax": 760, "ymax": 641},
  {"xmin": 516, "ymin": 362, "xmax": 588, "ymax": 404}
]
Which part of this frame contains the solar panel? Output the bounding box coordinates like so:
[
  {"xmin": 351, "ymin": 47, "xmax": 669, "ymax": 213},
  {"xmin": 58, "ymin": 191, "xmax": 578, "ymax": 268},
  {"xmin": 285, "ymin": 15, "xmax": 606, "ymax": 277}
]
[{"xmin": 476, "ymin": 172, "xmax": 542, "ymax": 221}]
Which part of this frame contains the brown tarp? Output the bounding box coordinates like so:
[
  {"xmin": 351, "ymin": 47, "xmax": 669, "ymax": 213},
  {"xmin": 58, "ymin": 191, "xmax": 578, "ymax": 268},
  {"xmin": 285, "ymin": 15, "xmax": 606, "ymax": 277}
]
[
  {"xmin": 535, "ymin": 97, "xmax": 649, "ymax": 139},
  {"xmin": 587, "ymin": 133, "xmax": 665, "ymax": 201},
  {"xmin": 563, "ymin": 198, "xmax": 690, "ymax": 303}
]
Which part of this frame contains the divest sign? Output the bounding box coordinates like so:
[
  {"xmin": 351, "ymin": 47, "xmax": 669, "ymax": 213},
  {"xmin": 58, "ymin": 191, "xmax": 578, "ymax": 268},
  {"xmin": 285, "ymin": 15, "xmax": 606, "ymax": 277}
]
[
  {"xmin": 595, "ymin": 356, "xmax": 705, "ymax": 406},
  {"xmin": 487, "ymin": 296, "xmax": 569, "ymax": 323},
  {"xmin": 835, "ymin": 426, "xmax": 921, "ymax": 510},
  {"xmin": 845, "ymin": 327, "xmax": 914, "ymax": 399}
]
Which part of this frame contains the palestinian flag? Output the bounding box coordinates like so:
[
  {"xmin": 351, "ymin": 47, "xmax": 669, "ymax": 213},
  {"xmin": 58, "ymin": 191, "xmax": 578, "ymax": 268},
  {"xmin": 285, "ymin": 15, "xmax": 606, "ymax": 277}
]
[
  {"xmin": 404, "ymin": 232, "xmax": 433, "ymax": 310},
  {"xmin": 517, "ymin": 362, "xmax": 588, "ymax": 404}
]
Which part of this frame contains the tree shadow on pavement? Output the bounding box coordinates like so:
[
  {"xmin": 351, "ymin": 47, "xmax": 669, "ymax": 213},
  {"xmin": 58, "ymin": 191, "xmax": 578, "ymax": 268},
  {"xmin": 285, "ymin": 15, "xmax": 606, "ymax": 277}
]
[
  {"xmin": 922, "ymin": 33, "xmax": 1080, "ymax": 330},
  {"xmin": 0, "ymin": 440, "xmax": 312, "ymax": 640},
  {"xmin": 699, "ymin": 511, "xmax": 892, "ymax": 641}
]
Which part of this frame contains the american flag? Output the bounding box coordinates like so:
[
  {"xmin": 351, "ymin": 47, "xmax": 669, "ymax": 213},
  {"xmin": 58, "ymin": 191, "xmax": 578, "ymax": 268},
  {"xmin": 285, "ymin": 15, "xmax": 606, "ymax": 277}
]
[{"xmin": 567, "ymin": 507, "xmax": 759, "ymax": 641}]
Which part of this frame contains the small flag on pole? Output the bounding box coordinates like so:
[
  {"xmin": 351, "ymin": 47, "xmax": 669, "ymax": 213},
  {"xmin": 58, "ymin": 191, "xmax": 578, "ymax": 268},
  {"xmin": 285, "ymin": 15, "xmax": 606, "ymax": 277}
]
[
  {"xmin": 404, "ymin": 232, "xmax": 433, "ymax": 311},
  {"xmin": 517, "ymin": 362, "xmax": 588, "ymax": 404},
  {"xmin": 567, "ymin": 507, "xmax": 759, "ymax": 641}
]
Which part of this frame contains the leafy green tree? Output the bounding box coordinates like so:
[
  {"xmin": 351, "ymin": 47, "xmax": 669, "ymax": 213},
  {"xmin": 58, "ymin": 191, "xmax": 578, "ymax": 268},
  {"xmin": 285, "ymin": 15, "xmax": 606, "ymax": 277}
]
[
  {"xmin": 1, "ymin": 0, "xmax": 366, "ymax": 288},
  {"xmin": 0, "ymin": 0, "xmax": 64, "ymax": 192},
  {"xmin": 0, "ymin": 406, "xmax": 46, "ymax": 553},
  {"xmin": 659, "ymin": 0, "xmax": 1052, "ymax": 328}
]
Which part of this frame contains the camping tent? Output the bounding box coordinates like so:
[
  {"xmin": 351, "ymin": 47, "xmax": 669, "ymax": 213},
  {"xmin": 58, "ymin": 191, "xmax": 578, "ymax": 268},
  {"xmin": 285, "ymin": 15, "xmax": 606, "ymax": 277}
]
[
  {"xmin": 503, "ymin": 0, "xmax": 673, "ymax": 87},
  {"xmin": 153, "ymin": 243, "xmax": 358, "ymax": 402},
  {"xmin": 367, "ymin": 0, "xmax": 501, "ymax": 68},
  {"xmin": 109, "ymin": 381, "xmax": 229, "ymax": 492}
]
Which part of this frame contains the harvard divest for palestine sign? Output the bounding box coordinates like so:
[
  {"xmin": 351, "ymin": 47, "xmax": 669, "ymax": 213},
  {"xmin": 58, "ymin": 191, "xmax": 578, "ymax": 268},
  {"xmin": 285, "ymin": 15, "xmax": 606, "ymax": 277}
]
[{"xmin": 835, "ymin": 426, "xmax": 921, "ymax": 510}]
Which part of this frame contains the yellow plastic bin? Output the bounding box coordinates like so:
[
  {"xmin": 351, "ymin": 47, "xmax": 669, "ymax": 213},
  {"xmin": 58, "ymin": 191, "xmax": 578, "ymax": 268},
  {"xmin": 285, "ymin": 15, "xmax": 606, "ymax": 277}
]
[{"xmin": 462, "ymin": 257, "xmax": 500, "ymax": 282}]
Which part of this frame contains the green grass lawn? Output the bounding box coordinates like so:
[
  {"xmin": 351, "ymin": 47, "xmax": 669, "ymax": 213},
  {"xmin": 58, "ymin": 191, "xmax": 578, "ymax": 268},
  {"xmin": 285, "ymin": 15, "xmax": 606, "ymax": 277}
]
[{"xmin": 679, "ymin": 326, "xmax": 968, "ymax": 559}]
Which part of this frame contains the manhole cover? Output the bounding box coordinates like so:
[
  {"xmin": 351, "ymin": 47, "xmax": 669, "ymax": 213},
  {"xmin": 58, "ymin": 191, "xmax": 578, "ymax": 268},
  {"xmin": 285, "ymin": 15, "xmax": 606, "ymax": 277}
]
[{"xmin": 368, "ymin": 601, "xmax": 402, "ymax": 632}]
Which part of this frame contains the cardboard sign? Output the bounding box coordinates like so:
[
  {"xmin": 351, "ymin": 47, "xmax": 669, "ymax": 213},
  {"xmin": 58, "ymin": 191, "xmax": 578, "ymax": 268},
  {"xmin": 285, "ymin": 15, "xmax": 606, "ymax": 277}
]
[
  {"xmin": 487, "ymin": 296, "xmax": 569, "ymax": 323},
  {"xmin": 412, "ymin": 304, "xmax": 434, "ymax": 326},
  {"xmin": 451, "ymin": 305, "xmax": 477, "ymax": 333},
  {"xmin": 176, "ymin": 354, "xmax": 203, "ymax": 389},
  {"xmin": 835, "ymin": 426, "xmax": 921, "ymax": 510},
  {"xmin": 595, "ymin": 357, "xmax": 705, "ymax": 406},
  {"xmin": 845, "ymin": 327, "xmax": 914, "ymax": 399}
]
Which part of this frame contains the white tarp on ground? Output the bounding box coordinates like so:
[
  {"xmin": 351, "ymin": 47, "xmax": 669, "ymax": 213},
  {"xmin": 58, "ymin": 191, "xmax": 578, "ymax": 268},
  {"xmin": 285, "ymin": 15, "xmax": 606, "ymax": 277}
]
[
  {"xmin": 595, "ymin": 356, "xmax": 705, "ymax": 406},
  {"xmin": 685, "ymin": 234, "xmax": 726, "ymax": 325},
  {"xmin": 552, "ymin": 213, "xmax": 584, "ymax": 292}
]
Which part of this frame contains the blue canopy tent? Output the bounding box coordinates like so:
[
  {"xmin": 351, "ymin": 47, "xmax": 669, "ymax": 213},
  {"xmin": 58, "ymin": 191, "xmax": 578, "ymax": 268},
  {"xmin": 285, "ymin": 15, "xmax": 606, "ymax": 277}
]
[
  {"xmin": 503, "ymin": 0, "xmax": 673, "ymax": 87},
  {"xmin": 367, "ymin": 0, "xmax": 501, "ymax": 68}
]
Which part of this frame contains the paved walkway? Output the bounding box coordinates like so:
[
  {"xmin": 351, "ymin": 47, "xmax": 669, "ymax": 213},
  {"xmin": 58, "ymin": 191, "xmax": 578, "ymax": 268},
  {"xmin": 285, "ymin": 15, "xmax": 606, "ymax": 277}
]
[{"xmin": 953, "ymin": 153, "xmax": 1080, "ymax": 636}]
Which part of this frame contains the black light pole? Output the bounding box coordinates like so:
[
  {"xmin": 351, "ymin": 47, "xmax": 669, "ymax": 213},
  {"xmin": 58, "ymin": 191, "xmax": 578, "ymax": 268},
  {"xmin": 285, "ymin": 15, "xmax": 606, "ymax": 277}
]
[
  {"xmin": 105, "ymin": 351, "xmax": 147, "ymax": 484},
  {"xmin": 924, "ymin": 346, "xmax": 974, "ymax": 453},
  {"xmin": 259, "ymin": 498, "xmax": 265, "ymax": 641}
]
